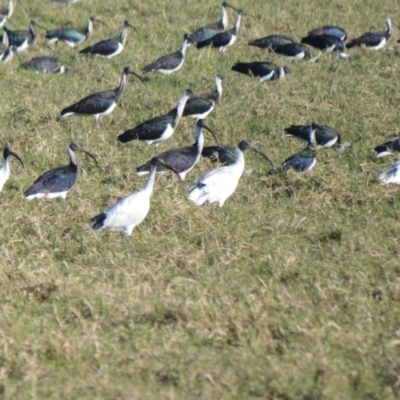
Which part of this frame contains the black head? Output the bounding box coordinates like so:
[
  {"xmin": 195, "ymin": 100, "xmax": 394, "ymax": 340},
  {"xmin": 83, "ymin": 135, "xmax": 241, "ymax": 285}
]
[
  {"xmin": 3, "ymin": 146, "xmax": 24, "ymax": 167},
  {"xmin": 183, "ymin": 34, "xmax": 194, "ymax": 44},
  {"xmin": 122, "ymin": 66, "xmax": 146, "ymax": 85},
  {"xmin": 238, "ymin": 140, "xmax": 275, "ymax": 170},
  {"xmin": 69, "ymin": 142, "xmax": 99, "ymax": 167},
  {"xmin": 123, "ymin": 20, "xmax": 137, "ymax": 32},
  {"xmin": 196, "ymin": 119, "xmax": 219, "ymax": 145},
  {"xmin": 283, "ymin": 65, "xmax": 291, "ymax": 73}
]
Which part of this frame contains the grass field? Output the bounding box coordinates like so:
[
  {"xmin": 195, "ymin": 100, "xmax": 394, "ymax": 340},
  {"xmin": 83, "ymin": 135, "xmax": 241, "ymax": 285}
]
[{"xmin": 1, "ymin": 0, "xmax": 400, "ymax": 398}]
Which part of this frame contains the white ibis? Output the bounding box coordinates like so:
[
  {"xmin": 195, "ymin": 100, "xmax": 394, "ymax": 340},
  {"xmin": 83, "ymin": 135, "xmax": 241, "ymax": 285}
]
[
  {"xmin": 60, "ymin": 67, "xmax": 145, "ymax": 126},
  {"xmin": 79, "ymin": 20, "xmax": 135, "ymax": 59},
  {"xmin": 188, "ymin": 140, "xmax": 274, "ymax": 207},
  {"xmin": 90, "ymin": 158, "xmax": 179, "ymax": 236},
  {"xmin": 24, "ymin": 142, "xmax": 98, "ymax": 200},
  {"xmin": 0, "ymin": 146, "xmax": 24, "ymax": 192},
  {"xmin": 136, "ymin": 119, "xmax": 219, "ymax": 180}
]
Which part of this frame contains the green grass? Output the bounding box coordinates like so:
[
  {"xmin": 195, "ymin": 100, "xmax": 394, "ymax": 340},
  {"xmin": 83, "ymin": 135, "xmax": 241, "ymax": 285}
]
[{"xmin": 1, "ymin": 0, "xmax": 400, "ymax": 398}]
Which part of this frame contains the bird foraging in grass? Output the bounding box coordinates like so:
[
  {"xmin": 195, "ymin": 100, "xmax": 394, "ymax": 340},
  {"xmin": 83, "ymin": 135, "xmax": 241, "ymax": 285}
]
[
  {"xmin": 90, "ymin": 158, "xmax": 180, "ymax": 236},
  {"xmin": 60, "ymin": 67, "xmax": 145, "ymax": 126},
  {"xmin": 188, "ymin": 140, "xmax": 274, "ymax": 207},
  {"xmin": 24, "ymin": 142, "xmax": 98, "ymax": 200}
]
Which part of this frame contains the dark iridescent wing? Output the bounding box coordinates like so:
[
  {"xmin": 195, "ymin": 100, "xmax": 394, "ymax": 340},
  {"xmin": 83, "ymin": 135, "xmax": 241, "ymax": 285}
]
[
  {"xmin": 273, "ymin": 43, "xmax": 310, "ymax": 57},
  {"xmin": 183, "ymin": 96, "xmax": 215, "ymax": 117},
  {"xmin": 24, "ymin": 165, "xmax": 77, "ymax": 196},
  {"xmin": 282, "ymin": 148, "xmax": 315, "ymax": 171},
  {"xmin": 232, "ymin": 62, "xmax": 276, "ymax": 78},
  {"xmin": 80, "ymin": 39, "xmax": 119, "ymax": 56},
  {"xmin": 47, "ymin": 28, "xmax": 86, "ymax": 42},
  {"xmin": 189, "ymin": 27, "xmax": 221, "ymax": 45},
  {"xmin": 211, "ymin": 31, "xmax": 232, "ymax": 47},
  {"xmin": 142, "ymin": 52, "xmax": 181, "ymax": 73},
  {"xmin": 307, "ymin": 25, "xmax": 347, "ymax": 41},
  {"xmin": 248, "ymin": 34, "xmax": 295, "ymax": 49},
  {"xmin": 61, "ymin": 91, "xmax": 115, "ymax": 115},
  {"xmin": 301, "ymin": 34, "xmax": 344, "ymax": 51},
  {"xmin": 347, "ymin": 33, "xmax": 383, "ymax": 48},
  {"xmin": 22, "ymin": 56, "xmax": 60, "ymax": 72},
  {"xmin": 118, "ymin": 115, "xmax": 170, "ymax": 143}
]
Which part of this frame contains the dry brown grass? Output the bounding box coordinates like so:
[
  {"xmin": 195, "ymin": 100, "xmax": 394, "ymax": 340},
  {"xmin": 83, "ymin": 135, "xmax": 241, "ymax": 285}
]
[{"xmin": 1, "ymin": 0, "xmax": 400, "ymax": 398}]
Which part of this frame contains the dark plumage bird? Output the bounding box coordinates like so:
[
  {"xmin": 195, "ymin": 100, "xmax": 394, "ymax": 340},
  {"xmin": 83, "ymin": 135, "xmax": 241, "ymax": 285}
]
[
  {"xmin": 232, "ymin": 61, "xmax": 290, "ymax": 82},
  {"xmin": 79, "ymin": 20, "xmax": 135, "ymax": 59},
  {"xmin": 307, "ymin": 25, "xmax": 347, "ymax": 41},
  {"xmin": 136, "ymin": 119, "xmax": 219, "ymax": 180},
  {"xmin": 346, "ymin": 18, "xmax": 392, "ymax": 50},
  {"xmin": 118, "ymin": 89, "xmax": 194, "ymax": 147},
  {"xmin": 183, "ymin": 74, "xmax": 224, "ymax": 119},
  {"xmin": 301, "ymin": 34, "xmax": 345, "ymax": 52},
  {"xmin": 0, "ymin": 29, "xmax": 8, "ymax": 57},
  {"xmin": 20, "ymin": 56, "xmax": 68, "ymax": 73},
  {"xmin": 0, "ymin": 146, "xmax": 24, "ymax": 192},
  {"xmin": 45, "ymin": 16, "xmax": 104, "ymax": 47},
  {"xmin": 282, "ymin": 146, "xmax": 316, "ymax": 172},
  {"xmin": 374, "ymin": 137, "xmax": 400, "ymax": 158},
  {"xmin": 4, "ymin": 20, "xmax": 45, "ymax": 53},
  {"xmin": 201, "ymin": 145, "xmax": 238, "ymax": 165},
  {"xmin": 284, "ymin": 123, "xmax": 341, "ymax": 149},
  {"xmin": 196, "ymin": 10, "xmax": 243, "ymax": 53},
  {"xmin": 188, "ymin": 2, "xmax": 238, "ymax": 45},
  {"xmin": 24, "ymin": 142, "xmax": 98, "ymax": 200},
  {"xmin": 271, "ymin": 42, "xmax": 316, "ymax": 61},
  {"xmin": 60, "ymin": 67, "xmax": 144, "ymax": 126},
  {"xmin": 248, "ymin": 34, "xmax": 295, "ymax": 49},
  {"xmin": 142, "ymin": 35, "xmax": 191, "ymax": 75},
  {"xmin": 0, "ymin": 0, "xmax": 13, "ymax": 28}
]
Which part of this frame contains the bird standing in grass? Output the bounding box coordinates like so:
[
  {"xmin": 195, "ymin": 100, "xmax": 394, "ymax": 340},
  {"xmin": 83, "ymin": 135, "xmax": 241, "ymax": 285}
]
[
  {"xmin": 136, "ymin": 119, "xmax": 219, "ymax": 181},
  {"xmin": 90, "ymin": 158, "xmax": 179, "ymax": 236},
  {"xmin": 44, "ymin": 16, "xmax": 104, "ymax": 47},
  {"xmin": 24, "ymin": 142, "xmax": 98, "ymax": 200},
  {"xmin": 60, "ymin": 67, "xmax": 145, "ymax": 126},
  {"xmin": 183, "ymin": 75, "xmax": 224, "ymax": 119},
  {"xmin": 79, "ymin": 20, "xmax": 135, "ymax": 59},
  {"xmin": 187, "ymin": 2, "xmax": 238, "ymax": 45},
  {"xmin": 188, "ymin": 140, "xmax": 275, "ymax": 207},
  {"xmin": 196, "ymin": 9, "xmax": 243, "ymax": 53},
  {"xmin": 118, "ymin": 89, "xmax": 197, "ymax": 147},
  {"xmin": 142, "ymin": 35, "xmax": 191, "ymax": 75},
  {"xmin": 0, "ymin": 146, "xmax": 24, "ymax": 192},
  {"xmin": 4, "ymin": 20, "xmax": 45, "ymax": 53}
]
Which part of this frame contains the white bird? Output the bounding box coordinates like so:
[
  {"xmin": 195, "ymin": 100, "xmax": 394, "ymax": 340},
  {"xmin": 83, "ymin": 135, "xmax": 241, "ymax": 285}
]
[
  {"xmin": 90, "ymin": 159, "xmax": 179, "ymax": 236},
  {"xmin": 188, "ymin": 140, "xmax": 274, "ymax": 207},
  {"xmin": 378, "ymin": 160, "xmax": 400, "ymax": 185},
  {"xmin": 0, "ymin": 146, "xmax": 24, "ymax": 192}
]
